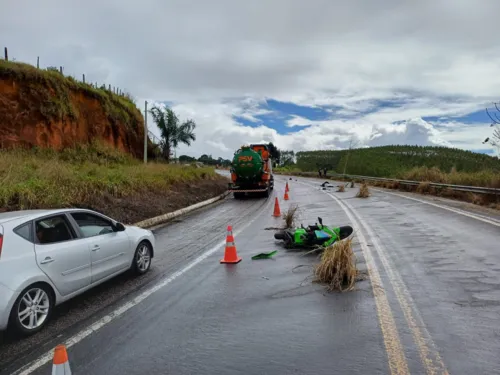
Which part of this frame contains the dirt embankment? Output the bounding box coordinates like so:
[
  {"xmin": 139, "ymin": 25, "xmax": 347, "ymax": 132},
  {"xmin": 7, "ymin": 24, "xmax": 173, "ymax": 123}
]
[
  {"xmin": 0, "ymin": 60, "xmax": 145, "ymax": 157},
  {"xmin": 90, "ymin": 178, "xmax": 229, "ymax": 224},
  {"xmin": 0, "ymin": 60, "xmax": 231, "ymax": 224}
]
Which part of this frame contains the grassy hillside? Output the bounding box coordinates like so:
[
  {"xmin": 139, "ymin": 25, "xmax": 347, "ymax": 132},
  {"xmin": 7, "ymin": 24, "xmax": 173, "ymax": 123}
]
[
  {"xmin": 0, "ymin": 143, "xmax": 228, "ymax": 223},
  {"xmin": 291, "ymin": 145, "xmax": 500, "ymax": 187}
]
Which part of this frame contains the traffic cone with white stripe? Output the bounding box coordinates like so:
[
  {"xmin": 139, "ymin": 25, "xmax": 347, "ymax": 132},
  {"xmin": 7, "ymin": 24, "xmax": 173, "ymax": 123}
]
[
  {"xmin": 52, "ymin": 344, "xmax": 72, "ymax": 374},
  {"xmin": 220, "ymin": 225, "xmax": 242, "ymax": 264},
  {"xmin": 285, "ymin": 181, "xmax": 290, "ymax": 192}
]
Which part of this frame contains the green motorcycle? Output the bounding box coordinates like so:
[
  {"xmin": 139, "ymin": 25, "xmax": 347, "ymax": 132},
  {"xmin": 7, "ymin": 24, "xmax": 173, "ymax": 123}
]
[{"xmin": 274, "ymin": 217, "xmax": 353, "ymax": 249}]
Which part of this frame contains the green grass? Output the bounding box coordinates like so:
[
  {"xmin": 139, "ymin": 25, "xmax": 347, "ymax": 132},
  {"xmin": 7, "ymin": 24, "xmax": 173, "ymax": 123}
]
[
  {"xmin": 0, "ymin": 144, "xmax": 220, "ymax": 210},
  {"xmin": 0, "ymin": 59, "xmax": 142, "ymax": 132},
  {"xmin": 294, "ymin": 145, "xmax": 500, "ymax": 177},
  {"xmin": 401, "ymin": 166, "xmax": 500, "ymax": 188}
]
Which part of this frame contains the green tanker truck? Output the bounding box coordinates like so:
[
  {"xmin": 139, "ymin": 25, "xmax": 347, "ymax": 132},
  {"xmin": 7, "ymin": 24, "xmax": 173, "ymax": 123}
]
[{"xmin": 228, "ymin": 144, "xmax": 274, "ymax": 199}]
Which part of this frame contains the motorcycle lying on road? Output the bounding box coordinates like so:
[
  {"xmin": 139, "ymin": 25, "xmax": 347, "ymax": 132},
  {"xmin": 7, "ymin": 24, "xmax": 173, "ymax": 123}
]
[{"xmin": 274, "ymin": 217, "xmax": 353, "ymax": 249}]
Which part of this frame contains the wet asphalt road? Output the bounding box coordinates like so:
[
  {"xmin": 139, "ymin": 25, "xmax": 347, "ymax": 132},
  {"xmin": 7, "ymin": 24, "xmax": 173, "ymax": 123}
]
[{"xmin": 2, "ymin": 174, "xmax": 500, "ymax": 375}]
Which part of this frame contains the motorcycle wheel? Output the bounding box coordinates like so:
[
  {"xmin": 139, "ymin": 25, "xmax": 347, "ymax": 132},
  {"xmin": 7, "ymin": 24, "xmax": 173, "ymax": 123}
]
[
  {"xmin": 338, "ymin": 225, "xmax": 354, "ymax": 240},
  {"xmin": 274, "ymin": 232, "xmax": 285, "ymax": 240}
]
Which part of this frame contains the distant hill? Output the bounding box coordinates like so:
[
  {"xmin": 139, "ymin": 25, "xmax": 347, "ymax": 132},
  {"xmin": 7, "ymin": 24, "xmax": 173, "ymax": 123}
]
[{"xmin": 295, "ymin": 145, "xmax": 500, "ymax": 177}]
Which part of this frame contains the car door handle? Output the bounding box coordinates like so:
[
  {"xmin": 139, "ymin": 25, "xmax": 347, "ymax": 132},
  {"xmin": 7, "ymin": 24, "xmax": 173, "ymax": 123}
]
[
  {"xmin": 92, "ymin": 245, "xmax": 100, "ymax": 252},
  {"xmin": 40, "ymin": 257, "xmax": 54, "ymax": 264}
]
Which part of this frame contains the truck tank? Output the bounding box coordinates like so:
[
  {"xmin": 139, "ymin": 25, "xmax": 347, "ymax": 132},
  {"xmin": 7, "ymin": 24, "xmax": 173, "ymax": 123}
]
[
  {"xmin": 229, "ymin": 144, "xmax": 274, "ymax": 199},
  {"xmin": 231, "ymin": 147, "xmax": 264, "ymax": 180}
]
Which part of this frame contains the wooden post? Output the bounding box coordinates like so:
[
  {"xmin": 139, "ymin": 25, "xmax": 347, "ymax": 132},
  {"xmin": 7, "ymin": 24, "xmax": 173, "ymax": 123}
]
[
  {"xmin": 82, "ymin": 74, "xmax": 85, "ymax": 83},
  {"xmin": 37, "ymin": 56, "xmax": 39, "ymax": 68},
  {"xmin": 4, "ymin": 47, "xmax": 8, "ymax": 61}
]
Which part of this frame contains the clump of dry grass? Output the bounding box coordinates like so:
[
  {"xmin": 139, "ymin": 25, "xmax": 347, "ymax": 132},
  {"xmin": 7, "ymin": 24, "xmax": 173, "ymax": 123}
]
[
  {"xmin": 314, "ymin": 238, "xmax": 357, "ymax": 292},
  {"xmin": 356, "ymin": 183, "xmax": 370, "ymax": 198},
  {"xmin": 337, "ymin": 184, "xmax": 345, "ymax": 192},
  {"xmin": 467, "ymin": 192, "xmax": 484, "ymax": 205},
  {"xmin": 416, "ymin": 181, "xmax": 431, "ymax": 194},
  {"xmin": 282, "ymin": 204, "xmax": 299, "ymax": 228}
]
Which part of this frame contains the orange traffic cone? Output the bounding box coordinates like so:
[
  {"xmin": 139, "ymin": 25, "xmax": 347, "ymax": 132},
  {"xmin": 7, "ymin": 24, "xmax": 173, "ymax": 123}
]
[
  {"xmin": 220, "ymin": 225, "xmax": 242, "ymax": 264},
  {"xmin": 285, "ymin": 182, "xmax": 289, "ymax": 192},
  {"xmin": 273, "ymin": 197, "xmax": 281, "ymax": 217},
  {"xmin": 52, "ymin": 344, "xmax": 72, "ymax": 374},
  {"xmin": 284, "ymin": 190, "xmax": 289, "ymax": 201}
]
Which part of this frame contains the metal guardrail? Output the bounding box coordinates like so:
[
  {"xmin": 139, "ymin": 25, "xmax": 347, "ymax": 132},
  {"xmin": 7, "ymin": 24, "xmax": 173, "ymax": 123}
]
[{"xmin": 278, "ymin": 171, "xmax": 500, "ymax": 196}]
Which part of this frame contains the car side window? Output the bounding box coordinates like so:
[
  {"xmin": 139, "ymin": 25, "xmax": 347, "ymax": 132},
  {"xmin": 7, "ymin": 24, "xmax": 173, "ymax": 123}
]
[
  {"xmin": 14, "ymin": 222, "xmax": 33, "ymax": 243},
  {"xmin": 70, "ymin": 212, "xmax": 114, "ymax": 238},
  {"xmin": 35, "ymin": 215, "xmax": 75, "ymax": 244}
]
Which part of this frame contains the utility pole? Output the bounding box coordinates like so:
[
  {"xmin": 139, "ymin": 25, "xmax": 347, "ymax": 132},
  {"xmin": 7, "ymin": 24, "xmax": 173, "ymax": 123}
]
[{"xmin": 144, "ymin": 100, "xmax": 148, "ymax": 164}]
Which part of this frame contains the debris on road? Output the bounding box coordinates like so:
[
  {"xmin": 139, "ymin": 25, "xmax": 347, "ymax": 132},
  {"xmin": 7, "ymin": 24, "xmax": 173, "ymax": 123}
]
[
  {"xmin": 337, "ymin": 185, "xmax": 345, "ymax": 192},
  {"xmin": 283, "ymin": 204, "xmax": 300, "ymax": 228},
  {"xmin": 356, "ymin": 182, "xmax": 370, "ymax": 198},
  {"xmin": 314, "ymin": 238, "xmax": 357, "ymax": 292},
  {"xmin": 252, "ymin": 250, "xmax": 278, "ymax": 260}
]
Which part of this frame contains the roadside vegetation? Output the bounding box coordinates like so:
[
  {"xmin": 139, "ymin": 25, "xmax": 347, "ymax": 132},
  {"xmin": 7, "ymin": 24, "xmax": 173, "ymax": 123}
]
[
  {"xmin": 149, "ymin": 105, "xmax": 196, "ymax": 163},
  {"xmin": 0, "ymin": 143, "xmax": 228, "ymax": 223},
  {"xmin": 273, "ymin": 145, "xmax": 500, "ymax": 208},
  {"xmin": 275, "ymin": 145, "xmax": 500, "ymax": 188}
]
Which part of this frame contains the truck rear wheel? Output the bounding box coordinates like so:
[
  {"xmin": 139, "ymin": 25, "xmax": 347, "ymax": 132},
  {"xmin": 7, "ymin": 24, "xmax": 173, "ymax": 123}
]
[{"xmin": 263, "ymin": 188, "xmax": 270, "ymax": 198}]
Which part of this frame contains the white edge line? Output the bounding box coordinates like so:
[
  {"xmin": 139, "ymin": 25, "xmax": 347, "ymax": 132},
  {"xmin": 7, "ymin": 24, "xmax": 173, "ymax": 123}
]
[
  {"xmin": 13, "ymin": 194, "xmax": 273, "ymax": 375},
  {"xmin": 373, "ymin": 188, "xmax": 500, "ymax": 228}
]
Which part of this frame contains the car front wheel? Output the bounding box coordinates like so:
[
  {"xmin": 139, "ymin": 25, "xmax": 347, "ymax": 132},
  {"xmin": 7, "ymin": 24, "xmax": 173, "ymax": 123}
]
[
  {"xmin": 10, "ymin": 283, "xmax": 54, "ymax": 336},
  {"xmin": 132, "ymin": 241, "xmax": 152, "ymax": 275}
]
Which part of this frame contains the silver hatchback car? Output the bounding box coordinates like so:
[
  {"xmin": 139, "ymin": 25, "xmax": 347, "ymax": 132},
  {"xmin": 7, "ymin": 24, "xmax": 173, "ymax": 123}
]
[{"xmin": 0, "ymin": 208, "xmax": 155, "ymax": 335}]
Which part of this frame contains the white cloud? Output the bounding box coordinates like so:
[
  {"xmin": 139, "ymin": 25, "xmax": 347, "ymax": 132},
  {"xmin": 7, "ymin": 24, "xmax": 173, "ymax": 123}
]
[{"xmin": 2, "ymin": 0, "xmax": 500, "ymax": 158}]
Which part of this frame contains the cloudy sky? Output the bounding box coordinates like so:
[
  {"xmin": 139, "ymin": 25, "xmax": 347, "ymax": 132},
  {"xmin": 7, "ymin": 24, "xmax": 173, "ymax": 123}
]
[{"xmin": 2, "ymin": 0, "xmax": 500, "ymax": 159}]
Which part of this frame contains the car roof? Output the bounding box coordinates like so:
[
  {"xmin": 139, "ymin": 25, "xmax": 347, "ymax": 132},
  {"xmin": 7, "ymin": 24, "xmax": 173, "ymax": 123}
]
[{"xmin": 0, "ymin": 208, "xmax": 96, "ymax": 224}]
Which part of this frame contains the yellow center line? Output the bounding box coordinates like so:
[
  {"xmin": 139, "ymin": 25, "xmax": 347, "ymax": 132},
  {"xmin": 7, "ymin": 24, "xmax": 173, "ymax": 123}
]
[{"xmin": 339, "ymin": 196, "xmax": 450, "ymax": 375}]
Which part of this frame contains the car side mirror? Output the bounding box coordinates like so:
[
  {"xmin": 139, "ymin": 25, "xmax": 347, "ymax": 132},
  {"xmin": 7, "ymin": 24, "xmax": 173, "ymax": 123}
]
[{"xmin": 113, "ymin": 222, "xmax": 126, "ymax": 232}]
